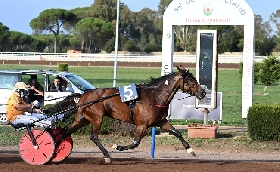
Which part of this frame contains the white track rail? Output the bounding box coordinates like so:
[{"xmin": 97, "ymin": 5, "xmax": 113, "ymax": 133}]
[{"xmin": 0, "ymin": 52, "xmax": 270, "ymax": 64}]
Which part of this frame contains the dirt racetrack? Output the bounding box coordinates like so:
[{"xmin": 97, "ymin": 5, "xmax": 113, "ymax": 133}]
[
  {"xmin": 1, "ymin": 145, "xmax": 280, "ymax": 172},
  {"xmin": 0, "ymin": 154, "xmax": 279, "ymax": 172}
]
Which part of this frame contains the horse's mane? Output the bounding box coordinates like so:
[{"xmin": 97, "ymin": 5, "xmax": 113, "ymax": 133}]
[{"xmin": 139, "ymin": 72, "xmax": 177, "ymax": 87}]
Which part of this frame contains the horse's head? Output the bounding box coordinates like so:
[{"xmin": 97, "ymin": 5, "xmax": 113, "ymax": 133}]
[{"xmin": 176, "ymin": 65, "xmax": 206, "ymax": 100}]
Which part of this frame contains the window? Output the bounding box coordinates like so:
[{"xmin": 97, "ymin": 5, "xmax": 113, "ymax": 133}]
[{"xmin": 0, "ymin": 73, "xmax": 21, "ymax": 89}]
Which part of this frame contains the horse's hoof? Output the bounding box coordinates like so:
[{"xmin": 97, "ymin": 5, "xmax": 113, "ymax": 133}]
[
  {"xmin": 96, "ymin": 157, "xmax": 112, "ymax": 165},
  {"xmin": 103, "ymin": 157, "xmax": 112, "ymax": 164},
  {"xmin": 112, "ymin": 143, "xmax": 124, "ymax": 151},
  {"xmin": 190, "ymin": 151, "xmax": 196, "ymax": 157},
  {"xmin": 112, "ymin": 143, "xmax": 118, "ymax": 149},
  {"xmin": 187, "ymin": 148, "xmax": 196, "ymax": 157},
  {"xmin": 116, "ymin": 146, "xmax": 124, "ymax": 151}
]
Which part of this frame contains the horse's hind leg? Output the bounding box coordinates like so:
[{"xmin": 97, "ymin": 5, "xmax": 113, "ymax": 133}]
[
  {"xmin": 158, "ymin": 119, "xmax": 196, "ymax": 156},
  {"xmin": 55, "ymin": 112, "xmax": 90, "ymax": 148},
  {"xmin": 114, "ymin": 125, "xmax": 146, "ymax": 151}
]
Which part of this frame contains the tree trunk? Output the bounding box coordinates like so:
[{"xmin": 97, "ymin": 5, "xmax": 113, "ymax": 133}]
[
  {"xmin": 81, "ymin": 37, "xmax": 85, "ymax": 53},
  {"xmin": 54, "ymin": 35, "xmax": 57, "ymax": 53},
  {"xmin": 264, "ymin": 85, "xmax": 268, "ymax": 93}
]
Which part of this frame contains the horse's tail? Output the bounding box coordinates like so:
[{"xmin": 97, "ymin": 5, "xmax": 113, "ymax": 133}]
[{"xmin": 43, "ymin": 93, "xmax": 82, "ymax": 115}]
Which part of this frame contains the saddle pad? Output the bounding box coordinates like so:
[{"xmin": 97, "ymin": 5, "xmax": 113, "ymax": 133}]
[{"xmin": 119, "ymin": 84, "xmax": 138, "ymax": 102}]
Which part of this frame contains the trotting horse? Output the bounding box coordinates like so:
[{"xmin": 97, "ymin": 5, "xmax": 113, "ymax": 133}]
[{"xmin": 53, "ymin": 65, "xmax": 206, "ymax": 163}]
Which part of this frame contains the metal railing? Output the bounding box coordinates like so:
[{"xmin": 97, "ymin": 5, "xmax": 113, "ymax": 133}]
[{"xmin": 0, "ymin": 52, "xmax": 269, "ymax": 64}]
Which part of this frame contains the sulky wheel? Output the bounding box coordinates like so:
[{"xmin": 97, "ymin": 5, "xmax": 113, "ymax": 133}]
[
  {"xmin": 48, "ymin": 128, "xmax": 73, "ymax": 162},
  {"xmin": 19, "ymin": 129, "xmax": 55, "ymax": 165}
]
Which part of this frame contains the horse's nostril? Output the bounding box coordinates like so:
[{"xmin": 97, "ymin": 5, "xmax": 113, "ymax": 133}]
[{"xmin": 201, "ymin": 92, "xmax": 206, "ymax": 99}]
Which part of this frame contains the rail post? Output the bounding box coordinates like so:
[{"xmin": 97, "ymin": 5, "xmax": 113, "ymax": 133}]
[{"xmin": 150, "ymin": 127, "xmax": 156, "ymax": 158}]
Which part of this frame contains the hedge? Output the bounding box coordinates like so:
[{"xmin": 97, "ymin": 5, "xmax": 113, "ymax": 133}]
[{"xmin": 247, "ymin": 104, "xmax": 280, "ymax": 141}]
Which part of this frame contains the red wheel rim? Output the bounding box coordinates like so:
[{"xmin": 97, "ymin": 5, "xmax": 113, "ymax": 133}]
[
  {"xmin": 49, "ymin": 128, "xmax": 73, "ymax": 162},
  {"xmin": 19, "ymin": 129, "xmax": 54, "ymax": 165}
]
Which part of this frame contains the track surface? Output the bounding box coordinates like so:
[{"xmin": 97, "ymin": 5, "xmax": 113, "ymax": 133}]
[{"xmin": 1, "ymin": 148, "xmax": 280, "ymax": 172}]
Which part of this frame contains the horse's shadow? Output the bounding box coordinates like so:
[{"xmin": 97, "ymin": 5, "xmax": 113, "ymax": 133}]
[
  {"xmin": 217, "ymin": 133, "xmax": 234, "ymax": 138},
  {"xmin": 217, "ymin": 130, "xmax": 248, "ymax": 138}
]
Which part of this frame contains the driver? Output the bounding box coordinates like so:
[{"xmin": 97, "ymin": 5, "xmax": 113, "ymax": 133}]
[{"xmin": 6, "ymin": 82, "xmax": 63, "ymax": 128}]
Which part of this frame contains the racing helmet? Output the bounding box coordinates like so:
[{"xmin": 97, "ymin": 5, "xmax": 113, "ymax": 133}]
[{"xmin": 14, "ymin": 82, "xmax": 29, "ymax": 98}]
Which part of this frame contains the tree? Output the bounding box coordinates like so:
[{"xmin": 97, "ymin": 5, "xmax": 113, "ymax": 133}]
[
  {"xmin": 31, "ymin": 34, "xmax": 55, "ymax": 52},
  {"xmin": 70, "ymin": 7, "xmax": 91, "ymax": 21},
  {"xmin": 29, "ymin": 8, "xmax": 76, "ymax": 53},
  {"xmin": 89, "ymin": 0, "xmax": 132, "ymax": 51},
  {"xmin": 238, "ymin": 61, "xmax": 261, "ymax": 84},
  {"xmin": 255, "ymin": 15, "xmax": 274, "ymax": 55},
  {"xmin": 69, "ymin": 37, "xmax": 81, "ymax": 50},
  {"xmin": 273, "ymin": 36, "xmax": 280, "ymax": 52},
  {"xmin": 255, "ymin": 15, "xmax": 273, "ymax": 39},
  {"xmin": 124, "ymin": 39, "xmax": 140, "ymax": 52},
  {"xmin": 258, "ymin": 55, "xmax": 280, "ymax": 93},
  {"xmin": 270, "ymin": 9, "xmax": 280, "ymax": 52},
  {"xmin": 219, "ymin": 29, "xmax": 243, "ymax": 53},
  {"xmin": 29, "ymin": 37, "xmax": 48, "ymax": 52},
  {"xmin": 89, "ymin": 0, "xmax": 117, "ymax": 22},
  {"xmin": 0, "ymin": 22, "xmax": 10, "ymax": 51},
  {"xmin": 56, "ymin": 34, "xmax": 71, "ymax": 53},
  {"xmin": 270, "ymin": 9, "xmax": 280, "ymax": 37},
  {"xmin": 8, "ymin": 31, "xmax": 32, "ymax": 51},
  {"xmin": 157, "ymin": 0, "xmax": 199, "ymax": 52},
  {"xmin": 74, "ymin": 17, "xmax": 113, "ymax": 53},
  {"xmin": 144, "ymin": 43, "xmax": 155, "ymax": 53},
  {"xmin": 103, "ymin": 38, "xmax": 115, "ymax": 53},
  {"xmin": 174, "ymin": 25, "xmax": 199, "ymax": 52},
  {"xmin": 65, "ymin": 7, "xmax": 91, "ymax": 32},
  {"xmin": 8, "ymin": 31, "xmax": 21, "ymax": 51},
  {"xmin": 256, "ymin": 37, "xmax": 276, "ymax": 56}
]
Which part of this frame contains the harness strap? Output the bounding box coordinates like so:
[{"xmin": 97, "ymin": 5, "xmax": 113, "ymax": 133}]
[{"xmin": 128, "ymin": 101, "xmax": 136, "ymax": 124}]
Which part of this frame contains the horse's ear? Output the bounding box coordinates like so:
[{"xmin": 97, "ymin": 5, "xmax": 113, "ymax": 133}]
[{"xmin": 177, "ymin": 65, "xmax": 185, "ymax": 71}]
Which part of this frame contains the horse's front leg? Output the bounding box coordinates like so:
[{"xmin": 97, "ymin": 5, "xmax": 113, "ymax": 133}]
[
  {"xmin": 158, "ymin": 119, "xmax": 196, "ymax": 156},
  {"xmin": 90, "ymin": 127, "xmax": 111, "ymax": 162},
  {"xmin": 113, "ymin": 125, "xmax": 146, "ymax": 151}
]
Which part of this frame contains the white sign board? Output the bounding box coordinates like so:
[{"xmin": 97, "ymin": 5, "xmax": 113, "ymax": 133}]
[
  {"xmin": 161, "ymin": 0, "xmax": 255, "ymax": 118},
  {"xmin": 169, "ymin": 92, "xmax": 222, "ymax": 120}
]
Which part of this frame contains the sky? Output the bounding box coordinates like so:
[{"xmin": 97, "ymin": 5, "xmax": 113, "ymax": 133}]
[{"xmin": 0, "ymin": 0, "xmax": 279, "ymax": 35}]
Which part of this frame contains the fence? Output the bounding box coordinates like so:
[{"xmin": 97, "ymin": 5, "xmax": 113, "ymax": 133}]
[{"xmin": 0, "ymin": 52, "xmax": 269, "ymax": 64}]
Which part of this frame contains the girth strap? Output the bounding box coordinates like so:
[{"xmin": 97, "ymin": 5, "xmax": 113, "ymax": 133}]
[{"xmin": 127, "ymin": 101, "xmax": 136, "ymax": 124}]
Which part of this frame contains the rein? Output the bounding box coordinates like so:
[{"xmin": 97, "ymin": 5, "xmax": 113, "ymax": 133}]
[
  {"xmin": 137, "ymin": 73, "xmax": 194, "ymax": 107},
  {"xmin": 135, "ymin": 93, "xmax": 193, "ymax": 107}
]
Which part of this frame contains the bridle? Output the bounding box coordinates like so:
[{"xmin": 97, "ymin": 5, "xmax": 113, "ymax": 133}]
[{"xmin": 180, "ymin": 71, "xmax": 198, "ymax": 96}]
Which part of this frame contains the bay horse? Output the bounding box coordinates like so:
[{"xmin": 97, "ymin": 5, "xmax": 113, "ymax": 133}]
[{"xmin": 53, "ymin": 65, "xmax": 206, "ymax": 163}]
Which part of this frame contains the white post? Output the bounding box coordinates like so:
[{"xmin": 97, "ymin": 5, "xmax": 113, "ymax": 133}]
[
  {"xmin": 113, "ymin": 0, "xmax": 120, "ymax": 87},
  {"xmin": 202, "ymin": 108, "xmax": 210, "ymax": 125}
]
